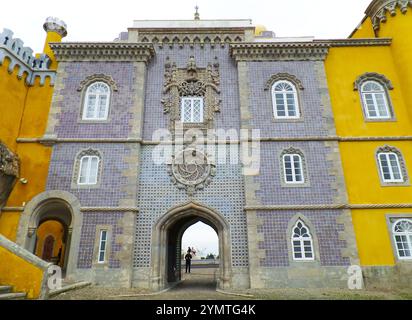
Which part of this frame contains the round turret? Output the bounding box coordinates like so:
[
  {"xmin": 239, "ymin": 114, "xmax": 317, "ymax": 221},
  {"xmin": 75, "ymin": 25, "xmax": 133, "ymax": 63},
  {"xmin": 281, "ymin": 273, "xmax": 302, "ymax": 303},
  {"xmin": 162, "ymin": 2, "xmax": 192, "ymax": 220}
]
[{"xmin": 43, "ymin": 17, "xmax": 68, "ymax": 38}]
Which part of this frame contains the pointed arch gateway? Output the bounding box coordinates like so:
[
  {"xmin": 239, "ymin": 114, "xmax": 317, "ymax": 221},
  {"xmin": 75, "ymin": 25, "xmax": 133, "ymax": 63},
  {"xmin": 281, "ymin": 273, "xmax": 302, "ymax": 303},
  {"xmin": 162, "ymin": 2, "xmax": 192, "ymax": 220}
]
[{"xmin": 150, "ymin": 202, "xmax": 232, "ymax": 291}]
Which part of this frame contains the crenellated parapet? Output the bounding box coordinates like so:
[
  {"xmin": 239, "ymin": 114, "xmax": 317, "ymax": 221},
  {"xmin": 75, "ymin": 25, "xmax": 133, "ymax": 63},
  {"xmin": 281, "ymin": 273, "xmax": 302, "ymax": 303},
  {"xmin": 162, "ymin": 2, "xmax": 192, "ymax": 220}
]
[
  {"xmin": 0, "ymin": 28, "xmax": 56, "ymax": 86},
  {"xmin": 366, "ymin": 0, "xmax": 412, "ymax": 31}
]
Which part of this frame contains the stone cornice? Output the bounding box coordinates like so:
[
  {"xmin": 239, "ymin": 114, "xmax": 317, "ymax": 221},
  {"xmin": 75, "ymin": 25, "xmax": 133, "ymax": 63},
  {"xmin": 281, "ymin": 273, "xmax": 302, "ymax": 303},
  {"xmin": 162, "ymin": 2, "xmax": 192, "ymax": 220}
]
[
  {"xmin": 365, "ymin": 0, "xmax": 412, "ymax": 31},
  {"xmin": 229, "ymin": 42, "xmax": 330, "ymax": 62},
  {"xmin": 245, "ymin": 203, "xmax": 412, "ymax": 210},
  {"xmin": 16, "ymin": 136, "xmax": 412, "ymax": 144},
  {"xmin": 49, "ymin": 42, "xmax": 155, "ymax": 63},
  {"xmin": 313, "ymin": 38, "xmax": 392, "ymax": 47}
]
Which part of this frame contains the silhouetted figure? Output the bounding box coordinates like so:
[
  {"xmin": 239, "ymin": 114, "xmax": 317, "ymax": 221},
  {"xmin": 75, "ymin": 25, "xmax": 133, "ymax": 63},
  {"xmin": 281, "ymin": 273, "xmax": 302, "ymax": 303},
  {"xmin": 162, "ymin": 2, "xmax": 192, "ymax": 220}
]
[
  {"xmin": 185, "ymin": 252, "xmax": 192, "ymax": 273},
  {"xmin": 187, "ymin": 247, "xmax": 192, "ymax": 254},
  {"xmin": 56, "ymin": 247, "xmax": 63, "ymax": 266}
]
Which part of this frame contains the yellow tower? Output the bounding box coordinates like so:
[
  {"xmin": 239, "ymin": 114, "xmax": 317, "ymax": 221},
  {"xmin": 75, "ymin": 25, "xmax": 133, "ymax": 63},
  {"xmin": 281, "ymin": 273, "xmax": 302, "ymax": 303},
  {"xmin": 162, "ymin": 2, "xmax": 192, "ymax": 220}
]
[
  {"xmin": 366, "ymin": 0, "xmax": 412, "ymax": 118},
  {"xmin": 0, "ymin": 18, "xmax": 67, "ymax": 240}
]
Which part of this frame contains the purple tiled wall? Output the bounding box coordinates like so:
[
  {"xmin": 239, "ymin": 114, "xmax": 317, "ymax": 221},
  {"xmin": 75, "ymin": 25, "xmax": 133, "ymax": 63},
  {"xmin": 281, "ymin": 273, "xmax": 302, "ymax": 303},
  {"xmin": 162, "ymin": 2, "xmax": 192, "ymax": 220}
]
[
  {"xmin": 56, "ymin": 62, "xmax": 136, "ymax": 139},
  {"xmin": 257, "ymin": 210, "xmax": 349, "ymax": 267},
  {"xmin": 77, "ymin": 212, "xmax": 124, "ymax": 269}
]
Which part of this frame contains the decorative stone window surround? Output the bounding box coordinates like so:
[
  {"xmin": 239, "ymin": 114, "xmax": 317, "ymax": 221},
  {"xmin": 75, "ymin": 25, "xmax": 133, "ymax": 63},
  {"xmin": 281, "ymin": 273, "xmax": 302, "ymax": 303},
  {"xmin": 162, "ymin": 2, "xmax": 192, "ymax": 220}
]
[
  {"xmin": 71, "ymin": 148, "xmax": 103, "ymax": 189},
  {"xmin": 279, "ymin": 147, "xmax": 310, "ymax": 188},
  {"xmin": 77, "ymin": 74, "xmax": 118, "ymax": 123},
  {"xmin": 354, "ymin": 72, "xmax": 396, "ymax": 122},
  {"xmin": 92, "ymin": 224, "xmax": 112, "ymax": 267},
  {"xmin": 375, "ymin": 145, "xmax": 409, "ymax": 187},
  {"xmin": 386, "ymin": 214, "xmax": 412, "ymax": 263}
]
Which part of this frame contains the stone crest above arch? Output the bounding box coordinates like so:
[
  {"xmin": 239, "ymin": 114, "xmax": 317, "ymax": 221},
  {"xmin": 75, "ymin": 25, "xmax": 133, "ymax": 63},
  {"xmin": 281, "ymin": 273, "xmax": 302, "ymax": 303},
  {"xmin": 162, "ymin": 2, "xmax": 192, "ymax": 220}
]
[
  {"xmin": 264, "ymin": 73, "xmax": 304, "ymax": 91},
  {"xmin": 354, "ymin": 72, "xmax": 394, "ymax": 91},
  {"xmin": 77, "ymin": 74, "xmax": 119, "ymax": 92}
]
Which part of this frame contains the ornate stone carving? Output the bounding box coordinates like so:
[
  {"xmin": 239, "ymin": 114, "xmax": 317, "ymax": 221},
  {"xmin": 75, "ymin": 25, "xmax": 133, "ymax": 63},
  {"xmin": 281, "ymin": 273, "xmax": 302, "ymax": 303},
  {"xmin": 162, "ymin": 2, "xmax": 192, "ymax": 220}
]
[
  {"xmin": 264, "ymin": 73, "xmax": 304, "ymax": 91},
  {"xmin": 167, "ymin": 148, "xmax": 216, "ymax": 196},
  {"xmin": 0, "ymin": 143, "xmax": 19, "ymax": 178},
  {"xmin": 366, "ymin": 0, "xmax": 412, "ymax": 31},
  {"xmin": 77, "ymin": 74, "xmax": 119, "ymax": 92},
  {"xmin": 50, "ymin": 43, "xmax": 155, "ymax": 63},
  {"xmin": 354, "ymin": 72, "xmax": 394, "ymax": 91},
  {"xmin": 71, "ymin": 148, "xmax": 102, "ymax": 188},
  {"xmin": 0, "ymin": 142, "xmax": 19, "ymax": 208},
  {"xmin": 161, "ymin": 56, "xmax": 221, "ymax": 129}
]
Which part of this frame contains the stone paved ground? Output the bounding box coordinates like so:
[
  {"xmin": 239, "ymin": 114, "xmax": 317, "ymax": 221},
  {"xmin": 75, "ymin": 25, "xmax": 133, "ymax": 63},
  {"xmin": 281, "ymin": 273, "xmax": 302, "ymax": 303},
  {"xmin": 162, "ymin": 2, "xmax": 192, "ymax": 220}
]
[{"xmin": 51, "ymin": 268, "xmax": 412, "ymax": 300}]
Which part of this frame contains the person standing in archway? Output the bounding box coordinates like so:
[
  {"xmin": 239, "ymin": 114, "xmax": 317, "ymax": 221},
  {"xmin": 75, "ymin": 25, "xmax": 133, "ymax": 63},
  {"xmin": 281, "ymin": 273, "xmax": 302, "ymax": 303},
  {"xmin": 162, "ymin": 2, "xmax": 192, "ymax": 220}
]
[{"xmin": 185, "ymin": 251, "xmax": 192, "ymax": 274}]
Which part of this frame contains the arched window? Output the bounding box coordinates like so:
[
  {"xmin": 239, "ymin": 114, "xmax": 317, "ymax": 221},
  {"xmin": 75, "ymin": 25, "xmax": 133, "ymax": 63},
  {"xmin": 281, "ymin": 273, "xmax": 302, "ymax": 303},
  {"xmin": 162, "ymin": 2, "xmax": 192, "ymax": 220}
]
[
  {"xmin": 393, "ymin": 219, "xmax": 412, "ymax": 260},
  {"xmin": 272, "ymin": 81, "xmax": 300, "ymax": 119},
  {"xmin": 378, "ymin": 152, "xmax": 403, "ymax": 183},
  {"xmin": 83, "ymin": 82, "xmax": 111, "ymax": 120},
  {"xmin": 360, "ymin": 81, "xmax": 391, "ymax": 119},
  {"xmin": 78, "ymin": 155, "xmax": 100, "ymax": 185},
  {"xmin": 181, "ymin": 97, "xmax": 204, "ymax": 123},
  {"xmin": 283, "ymin": 153, "xmax": 304, "ymax": 184},
  {"xmin": 291, "ymin": 220, "xmax": 314, "ymax": 261}
]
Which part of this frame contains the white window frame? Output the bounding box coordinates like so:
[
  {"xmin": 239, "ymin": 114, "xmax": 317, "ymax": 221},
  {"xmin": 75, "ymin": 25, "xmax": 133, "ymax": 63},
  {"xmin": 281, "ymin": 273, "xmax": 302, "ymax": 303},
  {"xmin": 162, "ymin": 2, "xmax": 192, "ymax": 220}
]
[
  {"xmin": 82, "ymin": 82, "xmax": 111, "ymax": 121},
  {"xmin": 77, "ymin": 155, "xmax": 100, "ymax": 185},
  {"xmin": 378, "ymin": 152, "xmax": 404, "ymax": 183},
  {"xmin": 291, "ymin": 220, "xmax": 315, "ymax": 261},
  {"xmin": 283, "ymin": 154, "xmax": 305, "ymax": 184},
  {"xmin": 360, "ymin": 81, "xmax": 391, "ymax": 120},
  {"xmin": 393, "ymin": 219, "xmax": 412, "ymax": 260},
  {"xmin": 181, "ymin": 96, "xmax": 204, "ymax": 123},
  {"xmin": 97, "ymin": 230, "xmax": 108, "ymax": 264},
  {"xmin": 272, "ymin": 80, "xmax": 300, "ymax": 119}
]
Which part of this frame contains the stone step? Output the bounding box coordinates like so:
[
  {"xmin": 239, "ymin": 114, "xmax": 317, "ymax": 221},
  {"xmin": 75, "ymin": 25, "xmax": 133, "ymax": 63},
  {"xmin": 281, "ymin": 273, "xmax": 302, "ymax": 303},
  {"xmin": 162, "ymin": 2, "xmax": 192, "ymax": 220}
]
[
  {"xmin": 0, "ymin": 292, "xmax": 27, "ymax": 300},
  {"xmin": 0, "ymin": 286, "xmax": 12, "ymax": 294}
]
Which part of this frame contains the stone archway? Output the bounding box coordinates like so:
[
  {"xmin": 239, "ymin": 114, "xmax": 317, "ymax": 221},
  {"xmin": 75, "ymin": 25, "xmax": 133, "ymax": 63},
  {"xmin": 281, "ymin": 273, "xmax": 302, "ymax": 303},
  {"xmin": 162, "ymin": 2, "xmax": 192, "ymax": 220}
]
[
  {"xmin": 16, "ymin": 191, "xmax": 82, "ymax": 278},
  {"xmin": 150, "ymin": 202, "xmax": 232, "ymax": 291}
]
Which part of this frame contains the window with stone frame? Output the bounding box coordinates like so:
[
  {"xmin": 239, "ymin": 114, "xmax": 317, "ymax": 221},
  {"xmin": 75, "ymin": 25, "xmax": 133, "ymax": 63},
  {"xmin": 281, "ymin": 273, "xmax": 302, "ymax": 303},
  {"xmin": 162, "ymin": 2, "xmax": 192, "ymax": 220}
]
[
  {"xmin": 73, "ymin": 149, "xmax": 102, "ymax": 187},
  {"xmin": 393, "ymin": 219, "xmax": 412, "ymax": 260},
  {"xmin": 181, "ymin": 96, "xmax": 204, "ymax": 123},
  {"xmin": 272, "ymin": 80, "xmax": 300, "ymax": 119},
  {"xmin": 97, "ymin": 229, "xmax": 109, "ymax": 263},
  {"xmin": 291, "ymin": 220, "xmax": 315, "ymax": 261},
  {"xmin": 354, "ymin": 72, "xmax": 395, "ymax": 121},
  {"xmin": 376, "ymin": 146, "xmax": 408, "ymax": 185},
  {"xmin": 82, "ymin": 82, "xmax": 111, "ymax": 121},
  {"xmin": 281, "ymin": 148, "xmax": 307, "ymax": 185}
]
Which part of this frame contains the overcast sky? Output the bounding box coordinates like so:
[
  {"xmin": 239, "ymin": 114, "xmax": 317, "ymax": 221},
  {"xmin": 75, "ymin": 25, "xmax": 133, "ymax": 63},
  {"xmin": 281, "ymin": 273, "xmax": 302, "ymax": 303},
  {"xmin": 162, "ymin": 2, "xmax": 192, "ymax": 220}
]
[
  {"xmin": 182, "ymin": 222, "xmax": 219, "ymax": 257},
  {"xmin": 2, "ymin": 0, "xmax": 372, "ymax": 53}
]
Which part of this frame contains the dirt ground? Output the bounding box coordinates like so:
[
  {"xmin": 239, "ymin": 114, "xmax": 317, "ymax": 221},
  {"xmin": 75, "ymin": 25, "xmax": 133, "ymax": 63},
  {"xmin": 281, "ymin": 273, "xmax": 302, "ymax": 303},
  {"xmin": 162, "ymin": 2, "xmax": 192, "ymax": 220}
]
[{"xmin": 50, "ymin": 268, "xmax": 412, "ymax": 300}]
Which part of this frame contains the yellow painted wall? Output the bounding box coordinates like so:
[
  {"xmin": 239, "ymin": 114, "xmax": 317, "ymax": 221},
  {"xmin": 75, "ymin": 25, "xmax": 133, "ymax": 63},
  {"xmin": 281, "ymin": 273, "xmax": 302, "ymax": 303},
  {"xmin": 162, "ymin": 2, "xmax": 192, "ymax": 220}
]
[
  {"xmin": 35, "ymin": 220, "xmax": 65, "ymax": 267},
  {"xmin": 0, "ymin": 245, "xmax": 44, "ymax": 299},
  {"xmin": 340, "ymin": 142, "xmax": 412, "ymax": 204},
  {"xmin": 0, "ymin": 58, "xmax": 29, "ymax": 151},
  {"xmin": 325, "ymin": 10, "xmax": 412, "ymax": 267},
  {"xmin": 378, "ymin": 8, "xmax": 412, "ymax": 117},
  {"xmin": 325, "ymin": 46, "xmax": 411, "ymax": 137},
  {"xmin": 352, "ymin": 209, "xmax": 412, "ymax": 266},
  {"xmin": 350, "ymin": 17, "xmax": 376, "ymax": 39}
]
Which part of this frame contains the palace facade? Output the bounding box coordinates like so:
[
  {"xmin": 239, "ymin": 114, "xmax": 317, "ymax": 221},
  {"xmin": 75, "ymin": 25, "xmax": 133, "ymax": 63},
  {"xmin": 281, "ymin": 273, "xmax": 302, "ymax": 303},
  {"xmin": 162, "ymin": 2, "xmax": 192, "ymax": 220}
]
[{"xmin": 1, "ymin": 0, "xmax": 412, "ymax": 298}]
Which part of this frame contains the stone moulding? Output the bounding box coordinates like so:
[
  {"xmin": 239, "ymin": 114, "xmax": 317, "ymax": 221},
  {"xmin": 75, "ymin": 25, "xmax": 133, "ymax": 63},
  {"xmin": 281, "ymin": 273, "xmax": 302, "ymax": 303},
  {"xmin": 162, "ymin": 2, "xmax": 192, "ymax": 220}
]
[
  {"xmin": 365, "ymin": 0, "xmax": 412, "ymax": 31},
  {"xmin": 354, "ymin": 72, "xmax": 394, "ymax": 90},
  {"xmin": 49, "ymin": 43, "xmax": 155, "ymax": 62},
  {"xmin": 264, "ymin": 73, "xmax": 304, "ymax": 91},
  {"xmin": 245, "ymin": 203, "xmax": 412, "ymax": 210},
  {"xmin": 77, "ymin": 74, "xmax": 119, "ymax": 92},
  {"xmin": 313, "ymin": 38, "xmax": 392, "ymax": 47},
  {"xmin": 229, "ymin": 42, "xmax": 330, "ymax": 61}
]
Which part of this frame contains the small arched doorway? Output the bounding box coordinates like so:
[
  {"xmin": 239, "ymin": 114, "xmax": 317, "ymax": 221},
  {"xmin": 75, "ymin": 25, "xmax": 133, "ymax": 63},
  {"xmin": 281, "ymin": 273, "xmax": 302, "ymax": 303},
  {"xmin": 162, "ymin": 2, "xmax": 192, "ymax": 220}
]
[
  {"xmin": 151, "ymin": 202, "xmax": 232, "ymax": 291},
  {"xmin": 24, "ymin": 198, "xmax": 74, "ymax": 274},
  {"xmin": 35, "ymin": 219, "xmax": 66, "ymax": 269}
]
